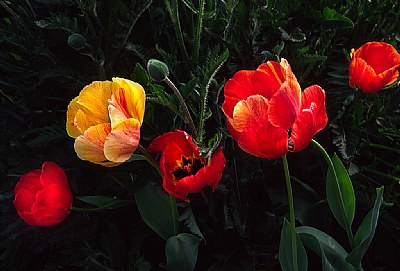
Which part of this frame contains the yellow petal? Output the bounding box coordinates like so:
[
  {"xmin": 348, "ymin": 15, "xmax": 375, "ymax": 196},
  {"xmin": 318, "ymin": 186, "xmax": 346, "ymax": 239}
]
[
  {"xmin": 110, "ymin": 77, "xmax": 145, "ymax": 127},
  {"xmin": 77, "ymin": 81, "xmax": 117, "ymax": 124},
  {"xmin": 232, "ymin": 95, "xmax": 269, "ymax": 132},
  {"xmin": 74, "ymin": 123, "xmax": 120, "ymax": 167},
  {"xmin": 66, "ymin": 97, "xmax": 82, "ymax": 138},
  {"xmin": 104, "ymin": 118, "xmax": 141, "ymax": 163}
]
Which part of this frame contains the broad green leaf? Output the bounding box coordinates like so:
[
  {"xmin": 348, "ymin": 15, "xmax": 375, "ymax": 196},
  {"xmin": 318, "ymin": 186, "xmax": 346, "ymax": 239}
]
[
  {"xmin": 346, "ymin": 187, "xmax": 384, "ymax": 267},
  {"xmin": 165, "ymin": 233, "xmax": 201, "ymax": 271},
  {"xmin": 321, "ymin": 7, "xmax": 354, "ymax": 29},
  {"xmin": 279, "ymin": 219, "xmax": 308, "ymax": 271},
  {"xmin": 297, "ymin": 226, "xmax": 355, "ymax": 271},
  {"xmin": 76, "ymin": 196, "xmax": 131, "ymax": 209},
  {"xmin": 131, "ymin": 63, "xmax": 150, "ymax": 88},
  {"xmin": 326, "ymin": 153, "xmax": 355, "ymax": 232},
  {"xmin": 134, "ymin": 183, "xmax": 178, "ymax": 240}
]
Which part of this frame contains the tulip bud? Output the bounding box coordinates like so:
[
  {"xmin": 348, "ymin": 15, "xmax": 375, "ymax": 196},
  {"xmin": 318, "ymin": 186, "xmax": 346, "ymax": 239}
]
[{"xmin": 147, "ymin": 59, "xmax": 170, "ymax": 82}]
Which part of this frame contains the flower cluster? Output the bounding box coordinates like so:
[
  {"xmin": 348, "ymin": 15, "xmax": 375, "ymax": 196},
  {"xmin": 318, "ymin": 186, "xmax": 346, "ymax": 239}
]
[{"xmin": 13, "ymin": 41, "xmax": 400, "ymax": 230}]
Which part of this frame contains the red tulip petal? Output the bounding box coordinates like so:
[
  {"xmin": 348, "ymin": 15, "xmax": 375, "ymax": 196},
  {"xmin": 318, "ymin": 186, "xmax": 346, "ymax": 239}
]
[
  {"xmin": 254, "ymin": 60, "xmax": 286, "ymax": 99},
  {"xmin": 357, "ymin": 42, "xmax": 400, "ymax": 73},
  {"xmin": 205, "ymin": 147, "xmax": 226, "ymax": 190},
  {"xmin": 175, "ymin": 147, "xmax": 225, "ymax": 194},
  {"xmin": 231, "ymin": 95, "xmax": 269, "ymax": 132},
  {"xmin": 31, "ymin": 184, "xmax": 72, "ymax": 226},
  {"xmin": 238, "ymin": 124, "xmax": 288, "ymax": 159},
  {"xmin": 162, "ymin": 174, "xmax": 189, "ymax": 202},
  {"xmin": 104, "ymin": 118, "xmax": 141, "ymax": 163},
  {"xmin": 268, "ymin": 65, "xmax": 301, "ymax": 129},
  {"xmin": 149, "ymin": 130, "xmax": 198, "ymax": 157},
  {"xmin": 291, "ymin": 106, "xmax": 317, "ymax": 152},
  {"xmin": 14, "ymin": 187, "xmax": 37, "ymax": 214},
  {"xmin": 222, "ymin": 70, "xmax": 258, "ymax": 118},
  {"xmin": 14, "ymin": 170, "xmax": 42, "ymax": 213},
  {"xmin": 301, "ymin": 85, "xmax": 328, "ymax": 132},
  {"xmin": 40, "ymin": 162, "xmax": 68, "ymax": 187}
]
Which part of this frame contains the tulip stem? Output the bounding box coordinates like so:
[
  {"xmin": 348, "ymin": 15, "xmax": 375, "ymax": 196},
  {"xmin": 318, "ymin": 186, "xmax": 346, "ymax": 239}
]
[
  {"xmin": 282, "ymin": 154, "xmax": 298, "ymax": 271},
  {"xmin": 71, "ymin": 200, "xmax": 134, "ymax": 212},
  {"xmin": 137, "ymin": 144, "xmax": 163, "ymax": 177},
  {"xmin": 163, "ymin": 76, "xmax": 198, "ymax": 138}
]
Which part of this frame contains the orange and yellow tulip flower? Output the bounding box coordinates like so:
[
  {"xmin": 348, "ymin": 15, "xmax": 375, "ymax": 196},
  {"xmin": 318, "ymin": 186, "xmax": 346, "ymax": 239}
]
[{"xmin": 66, "ymin": 78, "xmax": 145, "ymax": 166}]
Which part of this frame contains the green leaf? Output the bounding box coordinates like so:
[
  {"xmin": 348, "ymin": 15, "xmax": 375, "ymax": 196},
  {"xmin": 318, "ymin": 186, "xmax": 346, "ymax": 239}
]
[
  {"xmin": 279, "ymin": 219, "xmax": 308, "ymax": 271},
  {"xmin": 297, "ymin": 226, "xmax": 355, "ymax": 271},
  {"xmin": 180, "ymin": 207, "xmax": 204, "ymax": 240},
  {"xmin": 76, "ymin": 196, "xmax": 131, "ymax": 209},
  {"xmin": 165, "ymin": 233, "xmax": 201, "ymax": 271},
  {"xmin": 346, "ymin": 187, "xmax": 384, "ymax": 267},
  {"xmin": 326, "ymin": 153, "xmax": 355, "ymax": 232},
  {"xmin": 321, "ymin": 7, "xmax": 354, "ymax": 29},
  {"xmin": 134, "ymin": 183, "xmax": 178, "ymax": 240},
  {"xmin": 131, "ymin": 63, "xmax": 150, "ymax": 88}
]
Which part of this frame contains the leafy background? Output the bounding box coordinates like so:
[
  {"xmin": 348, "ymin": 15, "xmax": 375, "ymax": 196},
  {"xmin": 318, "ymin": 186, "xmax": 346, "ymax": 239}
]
[{"xmin": 1, "ymin": 0, "xmax": 399, "ymax": 270}]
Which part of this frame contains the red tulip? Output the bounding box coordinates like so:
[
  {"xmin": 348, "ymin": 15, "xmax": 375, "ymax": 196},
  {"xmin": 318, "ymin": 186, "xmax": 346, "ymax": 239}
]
[
  {"xmin": 13, "ymin": 162, "xmax": 72, "ymax": 226},
  {"xmin": 349, "ymin": 41, "xmax": 400, "ymax": 93},
  {"xmin": 222, "ymin": 58, "xmax": 328, "ymax": 158},
  {"xmin": 148, "ymin": 130, "xmax": 226, "ymax": 202}
]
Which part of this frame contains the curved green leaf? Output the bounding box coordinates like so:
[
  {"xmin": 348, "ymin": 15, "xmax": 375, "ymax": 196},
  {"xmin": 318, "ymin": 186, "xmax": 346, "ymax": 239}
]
[
  {"xmin": 165, "ymin": 233, "xmax": 201, "ymax": 271},
  {"xmin": 297, "ymin": 226, "xmax": 355, "ymax": 271},
  {"xmin": 346, "ymin": 187, "xmax": 384, "ymax": 266},
  {"xmin": 326, "ymin": 153, "xmax": 355, "ymax": 233},
  {"xmin": 134, "ymin": 183, "xmax": 178, "ymax": 240},
  {"xmin": 279, "ymin": 219, "xmax": 308, "ymax": 271}
]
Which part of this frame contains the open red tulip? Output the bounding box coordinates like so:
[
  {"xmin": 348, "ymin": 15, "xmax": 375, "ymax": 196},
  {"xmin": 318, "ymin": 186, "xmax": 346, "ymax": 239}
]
[
  {"xmin": 349, "ymin": 41, "xmax": 400, "ymax": 93},
  {"xmin": 222, "ymin": 58, "xmax": 328, "ymax": 158},
  {"xmin": 148, "ymin": 130, "xmax": 226, "ymax": 202},
  {"xmin": 13, "ymin": 162, "xmax": 72, "ymax": 227}
]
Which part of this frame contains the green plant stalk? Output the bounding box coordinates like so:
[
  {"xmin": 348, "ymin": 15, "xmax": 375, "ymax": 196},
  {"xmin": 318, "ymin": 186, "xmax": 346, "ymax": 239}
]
[
  {"xmin": 193, "ymin": 0, "xmax": 205, "ymax": 63},
  {"xmin": 282, "ymin": 154, "xmax": 298, "ymax": 271},
  {"xmin": 164, "ymin": 77, "xmax": 197, "ymax": 138},
  {"xmin": 164, "ymin": 0, "xmax": 190, "ymax": 62},
  {"xmin": 71, "ymin": 200, "xmax": 134, "ymax": 212},
  {"xmin": 169, "ymin": 193, "xmax": 179, "ymax": 235},
  {"xmin": 137, "ymin": 144, "xmax": 162, "ymax": 177},
  {"xmin": 362, "ymin": 167, "xmax": 400, "ymax": 184},
  {"xmin": 311, "ymin": 139, "xmax": 356, "ymax": 249},
  {"xmin": 368, "ymin": 143, "xmax": 400, "ymax": 155}
]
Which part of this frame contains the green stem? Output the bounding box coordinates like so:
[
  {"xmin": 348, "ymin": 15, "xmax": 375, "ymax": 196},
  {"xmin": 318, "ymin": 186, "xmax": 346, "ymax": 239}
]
[
  {"xmin": 282, "ymin": 154, "xmax": 298, "ymax": 271},
  {"xmin": 193, "ymin": 0, "xmax": 204, "ymax": 63},
  {"xmin": 311, "ymin": 139, "xmax": 356, "ymax": 249},
  {"xmin": 362, "ymin": 167, "xmax": 400, "ymax": 184},
  {"xmin": 169, "ymin": 194, "xmax": 179, "ymax": 235},
  {"xmin": 164, "ymin": 0, "xmax": 190, "ymax": 62},
  {"xmin": 163, "ymin": 77, "xmax": 197, "ymax": 138},
  {"xmin": 71, "ymin": 200, "xmax": 134, "ymax": 212},
  {"xmin": 137, "ymin": 144, "xmax": 162, "ymax": 177},
  {"xmin": 368, "ymin": 143, "xmax": 400, "ymax": 155}
]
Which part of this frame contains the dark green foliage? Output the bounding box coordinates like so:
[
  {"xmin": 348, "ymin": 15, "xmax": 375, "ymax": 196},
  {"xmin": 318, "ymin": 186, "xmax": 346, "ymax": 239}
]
[{"xmin": 1, "ymin": 0, "xmax": 400, "ymax": 270}]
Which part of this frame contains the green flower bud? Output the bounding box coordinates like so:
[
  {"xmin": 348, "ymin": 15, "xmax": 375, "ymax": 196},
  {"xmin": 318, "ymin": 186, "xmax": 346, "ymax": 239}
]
[{"xmin": 147, "ymin": 59, "xmax": 169, "ymax": 82}]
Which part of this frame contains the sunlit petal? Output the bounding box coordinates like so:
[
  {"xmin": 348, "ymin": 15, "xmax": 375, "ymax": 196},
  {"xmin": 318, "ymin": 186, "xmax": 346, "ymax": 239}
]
[
  {"xmin": 104, "ymin": 118, "xmax": 141, "ymax": 163},
  {"xmin": 231, "ymin": 95, "xmax": 269, "ymax": 132},
  {"xmin": 74, "ymin": 123, "xmax": 120, "ymax": 167},
  {"xmin": 77, "ymin": 81, "xmax": 116, "ymax": 123},
  {"xmin": 111, "ymin": 77, "xmax": 146, "ymax": 125},
  {"xmin": 66, "ymin": 97, "xmax": 83, "ymax": 138}
]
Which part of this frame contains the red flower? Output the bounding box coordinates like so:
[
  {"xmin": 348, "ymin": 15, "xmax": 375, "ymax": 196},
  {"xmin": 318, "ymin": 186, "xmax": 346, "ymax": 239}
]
[
  {"xmin": 148, "ymin": 130, "xmax": 226, "ymax": 202},
  {"xmin": 13, "ymin": 162, "xmax": 72, "ymax": 226},
  {"xmin": 222, "ymin": 58, "xmax": 328, "ymax": 158},
  {"xmin": 349, "ymin": 41, "xmax": 400, "ymax": 93}
]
